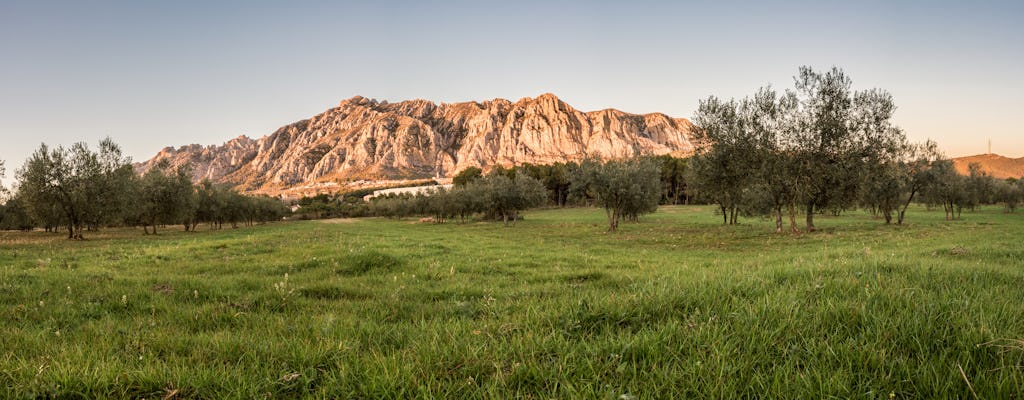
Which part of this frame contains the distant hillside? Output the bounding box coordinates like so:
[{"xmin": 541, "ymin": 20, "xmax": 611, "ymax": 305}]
[{"xmin": 952, "ymin": 154, "xmax": 1024, "ymax": 179}]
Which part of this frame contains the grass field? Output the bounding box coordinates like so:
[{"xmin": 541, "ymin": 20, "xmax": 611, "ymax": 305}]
[{"xmin": 1, "ymin": 205, "xmax": 1023, "ymax": 398}]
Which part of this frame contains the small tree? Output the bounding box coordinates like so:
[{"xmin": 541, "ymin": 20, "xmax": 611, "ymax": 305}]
[
  {"xmin": 481, "ymin": 173, "xmax": 546, "ymax": 226},
  {"xmin": 994, "ymin": 178, "xmax": 1022, "ymax": 213},
  {"xmin": 690, "ymin": 96, "xmax": 756, "ymax": 225},
  {"xmin": 920, "ymin": 160, "xmax": 965, "ymax": 220},
  {"xmin": 656, "ymin": 155, "xmax": 689, "ymax": 205},
  {"xmin": 573, "ymin": 157, "xmax": 661, "ymax": 232},
  {"xmin": 137, "ymin": 161, "xmax": 196, "ymax": 234},
  {"xmin": 0, "ymin": 195, "xmax": 35, "ymax": 231},
  {"xmin": 963, "ymin": 163, "xmax": 995, "ymax": 211},
  {"xmin": 16, "ymin": 138, "xmax": 133, "ymax": 239}
]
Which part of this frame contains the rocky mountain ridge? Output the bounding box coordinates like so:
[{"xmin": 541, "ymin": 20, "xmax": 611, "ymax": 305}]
[{"xmin": 139, "ymin": 94, "xmax": 696, "ymax": 196}]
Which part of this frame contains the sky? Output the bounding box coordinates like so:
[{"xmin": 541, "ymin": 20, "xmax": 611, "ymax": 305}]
[{"xmin": 2, "ymin": 0, "xmax": 1023, "ymax": 184}]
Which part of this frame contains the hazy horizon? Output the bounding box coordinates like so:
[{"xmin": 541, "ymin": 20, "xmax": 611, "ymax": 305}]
[{"xmin": 2, "ymin": 1, "xmax": 1022, "ymax": 178}]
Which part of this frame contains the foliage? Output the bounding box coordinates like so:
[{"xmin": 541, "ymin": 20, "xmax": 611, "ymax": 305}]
[
  {"xmin": 689, "ymin": 91, "xmax": 773, "ymax": 226},
  {"xmin": 9, "ymin": 139, "xmax": 288, "ymax": 236},
  {"xmin": 481, "ymin": 172, "xmax": 547, "ymax": 225},
  {"xmin": 137, "ymin": 160, "xmax": 196, "ymax": 234},
  {"xmin": 0, "ymin": 195, "xmax": 36, "ymax": 231},
  {"xmin": 689, "ymin": 67, "xmax": 952, "ymax": 231},
  {"xmin": 452, "ymin": 166, "xmax": 483, "ymax": 187},
  {"xmin": 919, "ymin": 160, "xmax": 967, "ymax": 220},
  {"xmin": 369, "ymin": 173, "xmax": 545, "ymax": 226},
  {"xmin": 15, "ymin": 138, "xmax": 135, "ymax": 238},
  {"xmin": 994, "ymin": 178, "xmax": 1024, "ymax": 212},
  {"xmin": 654, "ymin": 155, "xmax": 689, "ymax": 205},
  {"xmin": 572, "ymin": 157, "xmax": 661, "ymax": 231},
  {"xmin": 0, "ymin": 159, "xmax": 6, "ymax": 199}
]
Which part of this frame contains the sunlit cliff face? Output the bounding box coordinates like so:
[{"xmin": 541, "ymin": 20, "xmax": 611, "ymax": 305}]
[{"xmin": 136, "ymin": 94, "xmax": 696, "ymax": 196}]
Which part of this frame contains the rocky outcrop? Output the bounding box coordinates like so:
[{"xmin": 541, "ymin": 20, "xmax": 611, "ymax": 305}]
[
  {"xmin": 139, "ymin": 93, "xmax": 696, "ymax": 194},
  {"xmin": 136, "ymin": 135, "xmax": 257, "ymax": 182}
]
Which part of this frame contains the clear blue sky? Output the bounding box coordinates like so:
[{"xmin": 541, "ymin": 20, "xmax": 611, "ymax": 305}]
[{"xmin": 2, "ymin": 0, "xmax": 1022, "ymax": 181}]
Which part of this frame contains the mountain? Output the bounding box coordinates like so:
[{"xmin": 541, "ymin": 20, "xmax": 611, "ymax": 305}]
[
  {"xmin": 952, "ymin": 154, "xmax": 1024, "ymax": 179},
  {"xmin": 138, "ymin": 93, "xmax": 696, "ymax": 196}
]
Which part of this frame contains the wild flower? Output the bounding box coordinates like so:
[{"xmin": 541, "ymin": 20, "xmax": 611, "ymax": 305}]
[{"xmin": 273, "ymin": 273, "xmax": 295, "ymax": 304}]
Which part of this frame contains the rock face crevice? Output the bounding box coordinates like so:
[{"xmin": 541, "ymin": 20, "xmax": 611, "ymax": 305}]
[{"xmin": 138, "ymin": 93, "xmax": 696, "ymax": 193}]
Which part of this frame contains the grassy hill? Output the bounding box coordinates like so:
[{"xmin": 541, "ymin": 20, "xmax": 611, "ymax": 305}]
[
  {"xmin": 953, "ymin": 153, "xmax": 1024, "ymax": 179},
  {"xmin": 1, "ymin": 206, "xmax": 1023, "ymax": 398}
]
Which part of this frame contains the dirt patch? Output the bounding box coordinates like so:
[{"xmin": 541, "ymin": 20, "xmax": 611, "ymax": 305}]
[
  {"xmin": 318, "ymin": 218, "xmax": 360, "ymax": 224},
  {"xmin": 152, "ymin": 284, "xmax": 174, "ymax": 294}
]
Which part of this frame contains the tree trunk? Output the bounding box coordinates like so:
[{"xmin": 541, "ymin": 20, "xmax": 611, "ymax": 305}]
[
  {"xmin": 897, "ymin": 188, "xmax": 916, "ymax": 225},
  {"xmin": 720, "ymin": 205, "xmax": 727, "ymax": 225},
  {"xmin": 805, "ymin": 204, "xmax": 816, "ymax": 232},
  {"xmin": 788, "ymin": 203, "xmax": 800, "ymax": 233},
  {"xmin": 774, "ymin": 206, "xmax": 783, "ymax": 233}
]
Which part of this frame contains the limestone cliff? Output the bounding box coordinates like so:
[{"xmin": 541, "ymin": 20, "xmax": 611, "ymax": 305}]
[{"xmin": 139, "ymin": 94, "xmax": 695, "ymax": 194}]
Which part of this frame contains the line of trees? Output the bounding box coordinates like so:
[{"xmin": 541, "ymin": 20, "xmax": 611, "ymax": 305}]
[
  {"xmin": 366, "ymin": 157, "xmax": 664, "ymax": 231},
  {"xmin": 919, "ymin": 162, "xmax": 1024, "ymax": 219},
  {"xmin": 291, "ymin": 156, "xmax": 689, "ymax": 224},
  {"xmin": 369, "ymin": 172, "xmax": 547, "ymax": 226},
  {"xmin": 0, "ymin": 139, "xmax": 288, "ymax": 238},
  {"xmin": 685, "ymin": 66, "xmax": 1021, "ymax": 231}
]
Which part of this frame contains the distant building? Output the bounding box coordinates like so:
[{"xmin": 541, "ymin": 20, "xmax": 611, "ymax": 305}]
[{"xmin": 362, "ymin": 184, "xmax": 454, "ymax": 202}]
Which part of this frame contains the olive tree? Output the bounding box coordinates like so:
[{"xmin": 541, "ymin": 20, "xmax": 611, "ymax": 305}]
[
  {"xmin": 137, "ymin": 160, "xmax": 196, "ymax": 234},
  {"xmin": 995, "ymin": 178, "xmax": 1023, "ymax": 213},
  {"xmin": 692, "ymin": 87, "xmax": 799, "ymax": 230},
  {"xmin": 689, "ymin": 96, "xmax": 758, "ymax": 225},
  {"xmin": 482, "ymin": 172, "xmax": 546, "ymax": 226},
  {"xmin": 573, "ymin": 157, "xmax": 661, "ymax": 232},
  {"xmin": 16, "ymin": 138, "xmax": 134, "ymax": 239},
  {"xmin": 919, "ymin": 160, "xmax": 965, "ymax": 220}
]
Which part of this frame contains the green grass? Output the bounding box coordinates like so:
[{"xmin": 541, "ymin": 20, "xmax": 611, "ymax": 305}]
[{"xmin": 1, "ymin": 205, "xmax": 1023, "ymax": 398}]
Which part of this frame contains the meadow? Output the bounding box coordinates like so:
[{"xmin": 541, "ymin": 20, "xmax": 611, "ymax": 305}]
[{"xmin": 1, "ymin": 205, "xmax": 1023, "ymax": 399}]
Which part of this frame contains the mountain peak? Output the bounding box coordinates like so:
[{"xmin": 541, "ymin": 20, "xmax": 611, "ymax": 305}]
[
  {"xmin": 339, "ymin": 95, "xmax": 379, "ymax": 107},
  {"xmin": 140, "ymin": 94, "xmax": 696, "ymax": 196}
]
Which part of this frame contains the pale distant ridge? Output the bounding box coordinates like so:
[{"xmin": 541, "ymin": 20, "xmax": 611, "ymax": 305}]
[{"xmin": 952, "ymin": 154, "xmax": 1024, "ymax": 179}]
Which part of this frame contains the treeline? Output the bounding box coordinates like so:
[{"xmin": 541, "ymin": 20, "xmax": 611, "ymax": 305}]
[
  {"xmin": 363, "ymin": 157, "xmax": 663, "ymax": 231},
  {"xmin": 0, "ymin": 139, "xmax": 288, "ymax": 237},
  {"xmin": 292, "ymin": 156, "xmax": 689, "ymax": 225},
  {"xmin": 687, "ymin": 66, "xmax": 1024, "ymax": 232},
  {"xmin": 369, "ymin": 172, "xmax": 546, "ymax": 225},
  {"xmin": 289, "ymin": 180, "xmax": 438, "ymax": 220},
  {"xmin": 921, "ymin": 163, "xmax": 1024, "ymax": 219}
]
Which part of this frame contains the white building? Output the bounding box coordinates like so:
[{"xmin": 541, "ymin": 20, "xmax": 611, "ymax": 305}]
[{"xmin": 362, "ymin": 184, "xmax": 454, "ymax": 202}]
